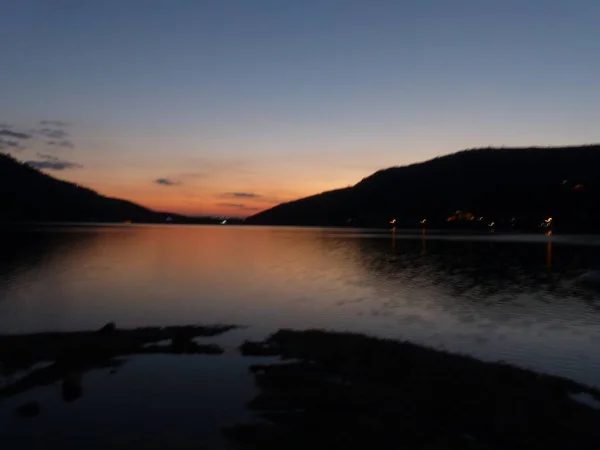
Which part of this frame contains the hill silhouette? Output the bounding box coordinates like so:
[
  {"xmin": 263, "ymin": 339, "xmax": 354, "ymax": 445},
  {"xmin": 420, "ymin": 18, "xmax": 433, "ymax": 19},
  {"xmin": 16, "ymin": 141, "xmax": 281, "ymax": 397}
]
[
  {"xmin": 0, "ymin": 153, "xmax": 161, "ymax": 223},
  {"xmin": 247, "ymin": 145, "xmax": 600, "ymax": 231}
]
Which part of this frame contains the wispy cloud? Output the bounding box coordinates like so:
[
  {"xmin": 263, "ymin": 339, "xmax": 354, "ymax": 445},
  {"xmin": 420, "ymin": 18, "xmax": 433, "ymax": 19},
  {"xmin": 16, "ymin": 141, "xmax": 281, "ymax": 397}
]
[
  {"xmin": 33, "ymin": 122, "xmax": 75, "ymax": 150},
  {"xmin": 39, "ymin": 120, "xmax": 69, "ymax": 127},
  {"xmin": 154, "ymin": 178, "xmax": 181, "ymax": 186},
  {"xmin": 217, "ymin": 203, "xmax": 260, "ymax": 211},
  {"xmin": 180, "ymin": 172, "xmax": 205, "ymax": 179},
  {"xmin": 219, "ymin": 191, "xmax": 284, "ymax": 205},
  {"xmin": 0, "ymin": 140, "xmax": 26, "ymax": 151},
  {"xmin": 37, "ymin": 128, "xmax": 69, "ymax": 140},
  {"xmin": 47, "ymin": 140, "xmax": 75, "ymax": 149},
  {"xmin": 0, "ymin": 127, "xmax": 30, "ymax": 152},
  {"xmin": 26, "ymin": 153, "xmax": 82, "ymax": 171},
  {"xmin": 0, "ymin": 129, "xmax": 32, "ymax": 140},
  {"xmin": 1, "ymin": 121, "xmax": 76, "ymax": 154},
  {"xmin": 220, "ymin": 192, "xmax": 262, "ymax": 199}
]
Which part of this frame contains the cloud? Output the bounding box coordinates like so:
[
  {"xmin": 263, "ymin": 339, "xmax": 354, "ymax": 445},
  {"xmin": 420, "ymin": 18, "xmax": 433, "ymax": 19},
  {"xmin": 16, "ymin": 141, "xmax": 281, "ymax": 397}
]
[
  {"xmin": 0, "ymin": 140, "xmax": 26, "ymax": 151},
  {"xmin": 25, "ymin": 153, "xmax": 82, "ymax": 171},
  {"xmin": 37, "ymin": 128, "xmax": 69, "ymax": 140},
  {"xmin": 32, "ymin": 123, "xmax": 76, "ymax": 150},
  {"xmin": 217, "ymin": 203, "xmax": 260, "ymax": 211},
  {"xmin": 0, "ymin": 126, "xmax": 31, "ymax": 152},
  {"xmin": 180, "ymin": 172, "xmax": 205, "ymax": 179},
  {"xmin": 39, "ymin": 120, "xmax": 69, "ymax": 127},
  {"xmin": 0, "ymin": 129, "xmax": 32, "ymax": 140},
  {"xmin": 47, "ymin": 140, "xmax": 75, "ymax": 149},
  {"xmin": 220, "ymin": 192, "xmax": 262, "ymax": 199},
  {"xmin": 154, "ymin": 178, "xmax": 181, "ymax": 186},
  {"xmin": 220, "ymin": 192, "xmax": 283, "ymax": 205},
  {"xmin": 0, "ymin": 122, "xmax": 75, "ymax": 154}
]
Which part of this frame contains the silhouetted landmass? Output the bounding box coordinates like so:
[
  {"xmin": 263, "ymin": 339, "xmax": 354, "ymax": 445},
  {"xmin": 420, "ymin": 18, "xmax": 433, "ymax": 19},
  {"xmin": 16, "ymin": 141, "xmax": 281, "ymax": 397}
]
[
  {"xmin": 228, "ymin": 329, "xmax": 600, "ymax": 450},
  {"xmin": 247, "ymin": 145, "xmax": 600, "ymax": 231},
  {"xmin": 0, "ymin": 153, "xmax": 243, "ymax": 224},
  {"xmin": 0, "ymin": 324, "xmax": 236, "ymax": 399},
  {"xmin": 4, "ymin": 324, "xmax": 600, "ymax": 447},
  {"xmin": 0, "ymin": 153, "xmax": 159, "ymax": 222}
]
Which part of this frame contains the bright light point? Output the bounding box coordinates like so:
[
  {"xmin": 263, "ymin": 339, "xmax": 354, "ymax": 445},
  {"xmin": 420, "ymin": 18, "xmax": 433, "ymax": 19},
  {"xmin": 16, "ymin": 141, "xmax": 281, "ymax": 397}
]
[{"xmin": 390, "ymin": 219, "xmax": 397, "ymax": 224}]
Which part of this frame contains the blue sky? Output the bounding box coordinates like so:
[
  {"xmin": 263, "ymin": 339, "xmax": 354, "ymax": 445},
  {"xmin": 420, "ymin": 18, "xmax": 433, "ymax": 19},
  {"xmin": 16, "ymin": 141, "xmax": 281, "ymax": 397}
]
[{"xmin": 1, "ymin": 0, "xmax": 599, "ymax": 215}]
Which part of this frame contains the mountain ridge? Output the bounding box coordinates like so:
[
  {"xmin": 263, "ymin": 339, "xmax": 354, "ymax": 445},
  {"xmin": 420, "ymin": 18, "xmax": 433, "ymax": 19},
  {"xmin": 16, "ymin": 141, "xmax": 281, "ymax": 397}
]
[
  {"xmin": 246, "ymin": 145, "xmax": 600, "ymax": 231},
  {"xmin": 0, "ymin": 152, "xmax": 160, "ymax": 223}
]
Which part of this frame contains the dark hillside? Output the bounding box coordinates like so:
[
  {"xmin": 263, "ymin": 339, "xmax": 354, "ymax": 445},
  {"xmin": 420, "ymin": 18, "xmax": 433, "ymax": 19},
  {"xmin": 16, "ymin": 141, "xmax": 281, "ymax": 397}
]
[
  {"xmin": 247, "ymin": 145, "xmax": 600, "ymax": 231},
  {"xmin": 0, "ymin": 153, "xmax": 158, "ymax": 223}
]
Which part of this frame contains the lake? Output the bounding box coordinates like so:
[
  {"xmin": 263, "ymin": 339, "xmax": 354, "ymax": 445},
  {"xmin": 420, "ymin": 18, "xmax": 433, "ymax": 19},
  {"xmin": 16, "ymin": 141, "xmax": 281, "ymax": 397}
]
[
  {"xmin": 2, "ymin": 225, "xmax": 600, "ymax": 383},
  {"xmin": 2, "ymin": 224, "xmax": 600, "ymax": 447}
]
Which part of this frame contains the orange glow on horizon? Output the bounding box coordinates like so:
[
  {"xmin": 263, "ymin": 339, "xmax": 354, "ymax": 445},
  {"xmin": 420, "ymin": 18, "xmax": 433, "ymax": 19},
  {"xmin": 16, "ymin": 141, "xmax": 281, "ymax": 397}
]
[{"xmin": 89, "ymin": 183, "xmax": 317, "ymax": 217}]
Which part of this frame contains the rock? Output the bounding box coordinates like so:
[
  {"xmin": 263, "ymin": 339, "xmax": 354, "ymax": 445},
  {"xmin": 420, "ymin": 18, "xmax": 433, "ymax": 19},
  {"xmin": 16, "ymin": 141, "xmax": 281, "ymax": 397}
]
[
  {"xmin": 171, "ymin": 335, "xmax": 192, "ymax": 352},
  {"xmin": 61, "ymin": 372, "xmax": 83, "ymax": 402},
  {"xmin": 98, "ymin": 322, "xmax": 116, "ymax": 333},
  {"xmin": 16, "ymin": 402, "xmax": 40, "ymax": 418}
]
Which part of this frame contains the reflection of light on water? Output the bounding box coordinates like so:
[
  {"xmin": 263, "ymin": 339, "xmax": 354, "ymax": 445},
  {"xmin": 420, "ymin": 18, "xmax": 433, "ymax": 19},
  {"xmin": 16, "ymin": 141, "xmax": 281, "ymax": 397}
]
[
  {"xmin": 5, "ymin": 226, "xmax": 600, "ymax": 387},
  {"xmin": 545, "ymin": 230, "xmax": 553, "ymax": 272}
]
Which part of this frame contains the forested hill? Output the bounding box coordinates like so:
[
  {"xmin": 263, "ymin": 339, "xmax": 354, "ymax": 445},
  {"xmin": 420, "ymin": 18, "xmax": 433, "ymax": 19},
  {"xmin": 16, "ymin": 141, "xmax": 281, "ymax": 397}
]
[
  {"xmin": 0, "ymin": 153, "xmax": 159, "ymax": 223},
  {"xmin": 247, "ymin": 145, "xmax": 600, "ymax": 231}
]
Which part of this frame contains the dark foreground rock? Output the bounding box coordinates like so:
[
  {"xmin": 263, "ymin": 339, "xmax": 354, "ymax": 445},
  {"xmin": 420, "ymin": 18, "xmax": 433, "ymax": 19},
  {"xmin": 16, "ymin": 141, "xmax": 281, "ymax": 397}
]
[
  {"xmin": 227, "ymin": 329, "xmax": 600, "ymax": 450},
  {"xmin": 0, "ymin": 324, "xmax": 236, "ymax": 398}
]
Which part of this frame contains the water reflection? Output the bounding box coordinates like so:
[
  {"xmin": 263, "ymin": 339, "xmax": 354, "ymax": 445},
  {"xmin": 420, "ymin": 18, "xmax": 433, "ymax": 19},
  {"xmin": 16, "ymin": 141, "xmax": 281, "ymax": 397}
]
[
  {"xmin": 0, "ymin": 227, "xmax": 101, "ymax": 291},
  {"xmin": 1, "ymin": 225, "xmax": 600, "ymax": 384},
  {"xmin": 547, "ymin": 238, "xmax": 553, "ymax": 273},
  {"xmin": 353, "ymin": 234, "xmax": 600, "ymax": 325}
]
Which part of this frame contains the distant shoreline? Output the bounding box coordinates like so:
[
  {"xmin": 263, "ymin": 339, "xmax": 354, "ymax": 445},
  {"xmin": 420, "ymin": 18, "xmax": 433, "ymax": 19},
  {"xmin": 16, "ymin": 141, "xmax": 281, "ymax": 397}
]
[{"xmin": 3, "ymin": 220, "xmax": 600, "ymax": 237}]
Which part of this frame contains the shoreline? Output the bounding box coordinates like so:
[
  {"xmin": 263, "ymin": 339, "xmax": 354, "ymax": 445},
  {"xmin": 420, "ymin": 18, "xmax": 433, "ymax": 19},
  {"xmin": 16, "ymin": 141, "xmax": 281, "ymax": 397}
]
[{"xmin": 2, "ymin": 325, "xmax": 600, "ymax": 448}]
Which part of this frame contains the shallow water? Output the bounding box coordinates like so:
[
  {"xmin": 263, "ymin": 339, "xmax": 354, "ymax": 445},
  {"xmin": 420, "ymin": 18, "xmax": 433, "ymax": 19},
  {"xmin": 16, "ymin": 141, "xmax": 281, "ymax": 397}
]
[
  {"xmin": 0, "ymin": 353, "xmax": 271, "ymax": 449},
  {"xmin": 1, "ymin": 224, "xmax": 600, "ymax": 385}
]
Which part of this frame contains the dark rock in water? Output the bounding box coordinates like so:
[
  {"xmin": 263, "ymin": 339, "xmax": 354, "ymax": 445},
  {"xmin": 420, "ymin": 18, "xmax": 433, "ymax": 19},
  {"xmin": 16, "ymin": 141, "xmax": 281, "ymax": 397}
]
[
  {"xmin": 167, "ymin": 335, "xmax": 224, "ymax": 354},
  {"xmin": 0, "ymin": 324, "xmax": 235, "ymax": 399},
  {"xmin": 97, "ymin": 322, "xmax": 116, "ymax": 333},
  {"xmin": 226, "ymin": 329, "xmax": 600, "ymax": 450},
  {"xmin": 61, "ymin": 372, "xmax": 83, "ymax": 402},
  {"xmin": 16, "ymin": 402, "xmax": 40, "ymax": 418},
  {"xmin": 171, "ymin": 334, "xmax": 192, "ymax": 352}
]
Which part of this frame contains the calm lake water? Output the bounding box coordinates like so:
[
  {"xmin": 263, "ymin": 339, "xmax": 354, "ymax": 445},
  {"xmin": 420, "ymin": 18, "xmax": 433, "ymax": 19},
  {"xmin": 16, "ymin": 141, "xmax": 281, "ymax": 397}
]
[
  {"xmin": 2, "ymin": 225, "xmax": 600, "ymax": 382},
  {"xmin": 2, "ymin": 224, "xmax": 600, "ymax": 447}
]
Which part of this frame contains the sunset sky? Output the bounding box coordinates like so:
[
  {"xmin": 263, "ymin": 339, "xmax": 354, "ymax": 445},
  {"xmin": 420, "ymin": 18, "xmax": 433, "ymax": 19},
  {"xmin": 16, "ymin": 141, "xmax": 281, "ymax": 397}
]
[{"xmin": 2, "ymin": 0, "xmax": 599, "ymax": 216}]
